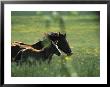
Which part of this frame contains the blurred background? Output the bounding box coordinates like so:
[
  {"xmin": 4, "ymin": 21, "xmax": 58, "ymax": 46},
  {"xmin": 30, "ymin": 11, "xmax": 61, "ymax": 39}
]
[{"xmin": 11, "ymin": 11, "xmax": 100, "ymax": 77}]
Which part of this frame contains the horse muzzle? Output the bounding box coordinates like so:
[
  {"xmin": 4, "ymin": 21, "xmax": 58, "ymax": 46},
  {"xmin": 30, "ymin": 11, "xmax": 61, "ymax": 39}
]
[{"xmin": 67, "ymin": 52, "xmax": 73, "ymax": 56}]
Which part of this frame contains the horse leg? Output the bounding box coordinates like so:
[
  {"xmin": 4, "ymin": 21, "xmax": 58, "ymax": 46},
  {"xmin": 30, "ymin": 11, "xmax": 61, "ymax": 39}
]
[
  {"xmin": 15, "ymin": 50, "xmax": 22, "ymax": 65},
  {"xmin": 48, "ymin": 55, "xmax": 52, "ymax": 64}
]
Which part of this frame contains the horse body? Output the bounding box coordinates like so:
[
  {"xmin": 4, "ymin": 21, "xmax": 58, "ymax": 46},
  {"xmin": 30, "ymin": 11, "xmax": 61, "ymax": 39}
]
[
  {"xmin": 11, "ymin": 41, "xmax": 43, "ymax": 59},
  {"xmin": 15, "ymin": 41, "xmax": 61, "ymax": 64}
]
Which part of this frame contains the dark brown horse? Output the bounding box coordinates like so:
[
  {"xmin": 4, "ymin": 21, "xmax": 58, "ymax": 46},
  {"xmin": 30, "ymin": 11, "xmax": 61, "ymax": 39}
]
[
  {"xmin": 14, "ymin": 41, "xmax": 61, "ymax": 64},
  {"xmin": 11, "ymin": 32, "xmax": 72, "ymax": 61}
]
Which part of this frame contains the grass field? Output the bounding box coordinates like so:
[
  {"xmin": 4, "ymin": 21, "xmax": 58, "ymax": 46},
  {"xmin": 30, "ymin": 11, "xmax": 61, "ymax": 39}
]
[{"xmin": 11, "ymin": 11, "xmax": 100, "ymax": 77}]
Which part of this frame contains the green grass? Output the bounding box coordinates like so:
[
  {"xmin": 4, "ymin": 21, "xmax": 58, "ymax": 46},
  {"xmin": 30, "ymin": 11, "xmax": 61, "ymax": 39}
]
[{"xmin": 11, "ymin": 12, "xmax": 100, "ymax": 77}]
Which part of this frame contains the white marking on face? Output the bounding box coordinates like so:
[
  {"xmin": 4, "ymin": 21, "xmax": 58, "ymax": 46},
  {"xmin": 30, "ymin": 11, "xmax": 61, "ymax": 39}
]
[{"xmin": 54, "ymin": 44, "xmax": 62, "ymax": 55}]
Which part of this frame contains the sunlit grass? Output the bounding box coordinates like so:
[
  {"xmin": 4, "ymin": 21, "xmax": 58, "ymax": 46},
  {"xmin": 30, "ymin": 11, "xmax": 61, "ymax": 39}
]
[{"xmin": 11, "ymin": 13, "xmax": 100, "ymax": 77}]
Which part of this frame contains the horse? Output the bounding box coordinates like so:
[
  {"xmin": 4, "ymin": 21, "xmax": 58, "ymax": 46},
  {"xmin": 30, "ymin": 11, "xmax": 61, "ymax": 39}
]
[
  {"xmin": 11, "ymin": 32, "xmax": 72, "ymax": 62},
  {"xmin": 14, "ymin": 41, "xmax": 61, "ymax": 64},
  {"xmin": 11, "ymin": 38, "xmax": 46, "ymax": 60}
]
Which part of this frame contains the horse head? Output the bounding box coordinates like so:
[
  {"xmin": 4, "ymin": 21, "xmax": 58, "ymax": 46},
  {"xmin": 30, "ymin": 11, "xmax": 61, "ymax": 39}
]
[{"xmin": 48, "ymin": 32, "xmax": 73, "ymax": 56}]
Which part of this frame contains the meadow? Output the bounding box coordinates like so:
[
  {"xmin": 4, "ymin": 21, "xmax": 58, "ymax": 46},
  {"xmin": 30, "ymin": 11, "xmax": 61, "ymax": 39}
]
[{"xmin": 11, "ymin": 11, "xmax": 100, "ymax": 77}]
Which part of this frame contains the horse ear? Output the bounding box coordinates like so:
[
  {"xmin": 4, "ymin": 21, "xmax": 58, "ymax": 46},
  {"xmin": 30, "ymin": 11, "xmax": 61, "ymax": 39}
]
[
  {"xmin": 59, "ymin": 32, "xmax": 61, "ymax": 35},
  {"xmin": 64, "ymin": 33, "xmax": 66, "ymax": 37}
]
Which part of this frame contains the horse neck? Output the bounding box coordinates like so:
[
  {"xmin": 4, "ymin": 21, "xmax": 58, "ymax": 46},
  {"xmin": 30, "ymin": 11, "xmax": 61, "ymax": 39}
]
[{"xmin": 44, "ymin": 46, "xmax": 54, "ymax": 58}]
